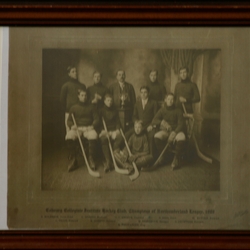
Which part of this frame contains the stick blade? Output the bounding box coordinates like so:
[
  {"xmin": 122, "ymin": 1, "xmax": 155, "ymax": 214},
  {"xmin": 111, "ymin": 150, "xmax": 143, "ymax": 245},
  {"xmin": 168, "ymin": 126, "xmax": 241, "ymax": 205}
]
[
  {"xmin": 114, "ymin": 163, "xmax": 130, "ymax": 175},
  {"xmin": 129, "ymin": 169, "xmax": 140, "ymax": 181},
  {"xmin": 88, "ymin": 169, "xmax": 101, "ymax": 178}
]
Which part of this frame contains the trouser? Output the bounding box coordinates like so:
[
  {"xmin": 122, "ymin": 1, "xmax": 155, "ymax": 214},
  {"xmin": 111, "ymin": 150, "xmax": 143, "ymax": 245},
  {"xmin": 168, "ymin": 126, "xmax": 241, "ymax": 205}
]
[
  {"xmin": 135, "ymin": 154, "xmax": 154, "ymax": 168},
  {"xmin": 154, "ymin": 130, "xmax": 186, "ymax": 160},
  {"xmin": 66, "ymin": 139, "xmax": 78, "ymax": 159},
  {"xmin": 65, "ymin": 126, "xmax": 98, "ymax": 140},
  {"xmin": 114, "ymin": 150, "xmax": 153, "ymax": 169}
]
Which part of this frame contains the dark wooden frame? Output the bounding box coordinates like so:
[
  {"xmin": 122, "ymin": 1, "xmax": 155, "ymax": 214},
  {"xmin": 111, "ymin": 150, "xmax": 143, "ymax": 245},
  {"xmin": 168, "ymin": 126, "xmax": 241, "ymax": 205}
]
[{"xmin": 2, "ymin": 3, "xmax": 250, "ymax": 249}]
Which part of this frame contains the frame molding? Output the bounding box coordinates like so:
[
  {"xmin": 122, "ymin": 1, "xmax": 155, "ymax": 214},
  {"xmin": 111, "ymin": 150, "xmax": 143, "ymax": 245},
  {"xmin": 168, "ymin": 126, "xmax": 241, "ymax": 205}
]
[{"xmin": 3, "ymin": 3, "xmax": 250, "ymax": 249}]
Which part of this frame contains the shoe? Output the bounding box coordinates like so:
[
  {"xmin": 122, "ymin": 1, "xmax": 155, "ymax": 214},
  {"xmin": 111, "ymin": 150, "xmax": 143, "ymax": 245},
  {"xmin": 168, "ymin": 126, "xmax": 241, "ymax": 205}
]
[
  {"xmin": 88, "ymin": 157, "xmax": 96, "ymax": 171},
  {"xmin": 68, "ymin": 157, "xmax": 78, "ymax": 172},
  {"xmin": 104, "ymin": 162, "xmax": 113, "ymax": 173}
]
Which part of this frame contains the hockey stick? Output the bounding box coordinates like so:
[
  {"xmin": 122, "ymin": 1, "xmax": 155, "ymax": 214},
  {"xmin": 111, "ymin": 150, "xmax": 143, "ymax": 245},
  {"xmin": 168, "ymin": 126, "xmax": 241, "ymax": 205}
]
[
  {"xmin": 72, "ymin": 114, "xmax": 101, "ymax": 178},
  {"xmin": 120, "ymin": 129, "xmax": 140, "ymax": 181},
  {"xmin": 182, "ymin": 103, "xmax": 212, "ymax": 164},
  {"xmin": 102, "ymin": 117, "xmax": 129, "ymax": 175},
  {"xmin": 152, "ymin": 141, "xmax": 171, "ymax": 168}
]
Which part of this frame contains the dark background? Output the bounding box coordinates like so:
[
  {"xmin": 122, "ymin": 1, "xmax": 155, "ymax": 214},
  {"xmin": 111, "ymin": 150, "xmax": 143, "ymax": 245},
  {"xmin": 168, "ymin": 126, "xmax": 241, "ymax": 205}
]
[{"xmin": 42, "ymin": 49, "xmax": 221, "ymax": 158}]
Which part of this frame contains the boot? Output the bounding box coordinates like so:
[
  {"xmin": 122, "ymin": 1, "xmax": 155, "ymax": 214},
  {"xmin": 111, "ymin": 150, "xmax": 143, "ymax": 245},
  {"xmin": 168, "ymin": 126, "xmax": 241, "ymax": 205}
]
[
  {"xmin": 102, "ymin": 142, "xmax": 113, "ymax": 173},
  {"xmin": 66, "ymin": 140, "xmax": 78, "ymax": 172},
  {"xmin": 88, "ymin": 140, "xmax": 97, "ymax": 171},
  {"xmin": 171, "ymin": 141, "xmax": 186, "ymax": 170}
]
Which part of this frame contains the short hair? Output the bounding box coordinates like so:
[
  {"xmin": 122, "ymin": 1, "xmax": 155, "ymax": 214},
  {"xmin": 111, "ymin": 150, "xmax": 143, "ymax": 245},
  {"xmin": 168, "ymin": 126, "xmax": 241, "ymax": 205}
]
[
  {"xmin": 67, "ymin": 65, "xmax": 76, "ymax": 74},
  {"xmin": 149, "ymin": 69, "xmax": 158, "ymax": 75},
  {"xmin": 104, "ymin": 93, "xmax": 113, "ymax": 100},
  {"xmin": 93, "ymin": 71, "xmax": 102, "ymax": 77},
  {"xmin": 140, "ymin": 86, "xmax": 150, "ymax": 92},
  {"xmin": 134, "ymin": 120, "xmax": 143, "ymax": 126},
  {"xmin": 165, "ymin": 92, "xmax": 174, "ymax": 98},
  {"xmin": 77, "ymin": 89, "xmax": 87, "ymax": 95},
  {"xmin": 179, "ymin": 66, "xmax": 189, "ymax": 73},
  {"xmin": 116, "ymin": 70, "xmax": 125, "ymax": 76}
]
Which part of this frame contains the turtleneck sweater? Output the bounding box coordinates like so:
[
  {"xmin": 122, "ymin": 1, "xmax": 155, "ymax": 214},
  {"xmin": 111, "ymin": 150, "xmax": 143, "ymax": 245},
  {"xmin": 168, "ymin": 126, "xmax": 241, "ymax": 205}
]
[
  {"xmin": 99, "ymin": 105, "xmax": 121, "ymax": 131},
  {"xmin": 60, "ymin": 78, "xmax": 86, "ymax": 112},
  {"xmin": 67, "ymin": 101, "xmax": 99, "ymax": 129},
  {"xmin": 152, "ymin": 104, "xmax": 185, "ymax": 133},
  {"xmin": 174, "ymin": 78, "xmax": 200, "ymax": 113}
]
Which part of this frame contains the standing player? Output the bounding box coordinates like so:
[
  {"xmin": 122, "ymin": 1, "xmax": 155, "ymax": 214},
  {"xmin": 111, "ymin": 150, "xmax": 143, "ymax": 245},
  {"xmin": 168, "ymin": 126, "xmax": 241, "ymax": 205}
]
[
  {"xmin": 109, "ymin": 70, "xmax": 136, "ymax": 129},
  {"xmin": 87, "ymin": 71, "xmax": 109, "ymax": 110},
  {"xmin": 174, "ymin": 66, "xmax": 200, "ymax": 114},
  {"xmin": 60, "ymin": 65, "xmax": 86, "ymax": 133},
  {"xmin": 147, "ymin": 70, "xmax": 167, "ymax": 108}
]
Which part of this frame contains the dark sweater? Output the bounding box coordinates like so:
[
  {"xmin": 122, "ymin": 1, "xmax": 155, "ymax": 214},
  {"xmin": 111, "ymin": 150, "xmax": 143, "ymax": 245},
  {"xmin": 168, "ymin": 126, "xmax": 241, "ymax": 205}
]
[
  {"xmin": 174, "ymin": 78, "xmax": 200, "ymax": 113},
  {"xmin": 100, "ymin": 105, "xmax": 121, "ymax": 131},
  {"xmin": 152, "ymin": 104, "xmax": 185, "ymax": 134},
  {"xmin": 147, "ymin": 81, "xmax": 167, "ymax": 102},
  {"xmin": 133, "ymin": 98, "xmax": 158, "ymax": 129},
  {"xmin": 60, "ymin": 79, "xmax": 86, "ymax": 112},
  {"xmin": 126, "ymin": 133, "xmax": 149, "ymax": 155},
  {"xmin": 67, "ymin": 101, "xmax": 99, "ymax": 129},
  {"xmin": 87, "ymin": 82, "xmax": 109, "ymax": 108}
]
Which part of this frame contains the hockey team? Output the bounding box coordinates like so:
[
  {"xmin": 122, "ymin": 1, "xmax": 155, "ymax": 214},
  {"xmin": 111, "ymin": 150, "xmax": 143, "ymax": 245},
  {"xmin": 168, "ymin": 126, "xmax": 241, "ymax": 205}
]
[{"xmin": 60, "ymin": 66, "xmax": 200, "ymax": 175}]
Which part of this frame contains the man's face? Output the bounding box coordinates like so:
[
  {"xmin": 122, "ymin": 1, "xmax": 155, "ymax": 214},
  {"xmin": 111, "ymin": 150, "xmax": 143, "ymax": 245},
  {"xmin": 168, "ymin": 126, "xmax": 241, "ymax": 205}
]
[
  {"xmin": 104, "ymin": 97, "xmax": 113, "ymax": 108},
  {"xmin": 134, "ymin": 123, "xmax": 143, "ymax": 135},
  {"xmin": 68, "ymin": 67, "xmax": 77, "ymax": 80},
  {"xmin": 149, "ymin": 71, "xmax": 157, "ymax": 83},
  {"xmin": 165, "ymin": 95, "xmax": 174, "ymax": 107},
  {"xmin": 93, "ymin": 73, "xmax": 101, "ymax": 84},
  {"xmin": 116, "ymin": 71, "xmax": 126, "ymax": 83},
  {"xmin": 140, "ymin": 88, "xmax": 148, "ymax": 100},
  {"xmin": 179, "ymin": 69, "xmax": 188, "ymax": 81},
  {"xmin": 78, "ymin": 91, "xmax": 87, "ymax": 103}
]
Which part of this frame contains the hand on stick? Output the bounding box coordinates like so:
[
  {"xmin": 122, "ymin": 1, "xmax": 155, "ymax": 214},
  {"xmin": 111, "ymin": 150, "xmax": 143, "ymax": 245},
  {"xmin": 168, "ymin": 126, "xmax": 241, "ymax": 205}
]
[
  {"xmin": 179, "ymin": 96, "xmax": 186, "ymax": 103},
  {"xmin": 168, "ymin": 131, "xmax": 176, "ymax": 143},
  {"xmin": 147, "ymin": 125, "xmax": 153, "ymax": 132}
]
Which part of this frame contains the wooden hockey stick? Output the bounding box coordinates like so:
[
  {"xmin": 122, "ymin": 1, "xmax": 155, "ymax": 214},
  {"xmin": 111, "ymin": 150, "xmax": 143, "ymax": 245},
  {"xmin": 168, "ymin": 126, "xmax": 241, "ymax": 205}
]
[
  {"xmin": 120, "ymin": 129, "xmax": 140, "ymax": 181},
  {"xmin": 182, "ymin": 103, "xmax": 212, "ymax": 164},
  {"xmin": 152, "ymin": 141, "xmax": 171, "ymax": 168},
  {"xmin": 72, "ymin": 114, "xmax": 101, "ymax": 178},
  {"xmin": 102, "ymin": 117, "xmax": 129, "ymax": 175}
]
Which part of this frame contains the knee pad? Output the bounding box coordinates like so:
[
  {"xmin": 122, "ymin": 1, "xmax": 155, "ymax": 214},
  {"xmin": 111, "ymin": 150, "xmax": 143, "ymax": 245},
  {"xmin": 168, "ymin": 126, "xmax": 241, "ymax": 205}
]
[
  {"xmin": 175, "ymin": 132, "xmax": 186, "ymax": 141},
  {"xmin": 65, "ymin": 130, "xmax": 77, "ymax": 140},
  {"xmin": 154, "ymin": 130, "xmax": 168, "ymax": 140},
  {"xmin": 85, "ymin": 130, "xmax": 98, "ymax": 140}
]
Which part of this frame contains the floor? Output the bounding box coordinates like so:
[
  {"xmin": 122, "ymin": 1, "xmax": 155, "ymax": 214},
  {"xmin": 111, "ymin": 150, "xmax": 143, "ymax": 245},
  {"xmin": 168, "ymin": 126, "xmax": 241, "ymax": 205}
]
[{"xmin": 42, "ymin": 142, "xmax": 220, "ymax": 191}]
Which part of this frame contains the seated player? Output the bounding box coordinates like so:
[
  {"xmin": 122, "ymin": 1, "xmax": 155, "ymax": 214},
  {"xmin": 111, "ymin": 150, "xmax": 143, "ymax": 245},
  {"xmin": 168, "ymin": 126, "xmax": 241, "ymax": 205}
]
[
  {"xmin": 114, "ymin": 120, "xmax": 154, "ymax": 172},
  {"xmin": 152, "ymin": 93, "xmax": 186, "ymax": 170},
  {"xmin": 65, "ymin": 89, "xmax": 99, "ymax": 172},
  {"xmin": 99, "ymin": 94, "xmax": 123, "ymax": 173}
]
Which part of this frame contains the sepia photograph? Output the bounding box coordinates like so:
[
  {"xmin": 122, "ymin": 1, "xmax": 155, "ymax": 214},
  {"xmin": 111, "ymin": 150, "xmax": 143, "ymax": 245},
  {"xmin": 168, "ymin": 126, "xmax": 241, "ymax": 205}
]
[
  {"xmin": 7, "ymin": 27, "xmax": 248, "ymax": 230},
  {"xmin": 42, "ymin": 48, "xmax": 220, "ymax": 192}
]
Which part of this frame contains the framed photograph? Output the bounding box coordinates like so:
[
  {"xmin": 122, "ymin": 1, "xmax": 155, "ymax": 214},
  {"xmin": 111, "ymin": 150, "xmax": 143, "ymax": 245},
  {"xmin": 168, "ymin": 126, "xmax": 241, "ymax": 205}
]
[{"xmin": 2, "ymin": 3, "xmax": 250, "ymax": 249}]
